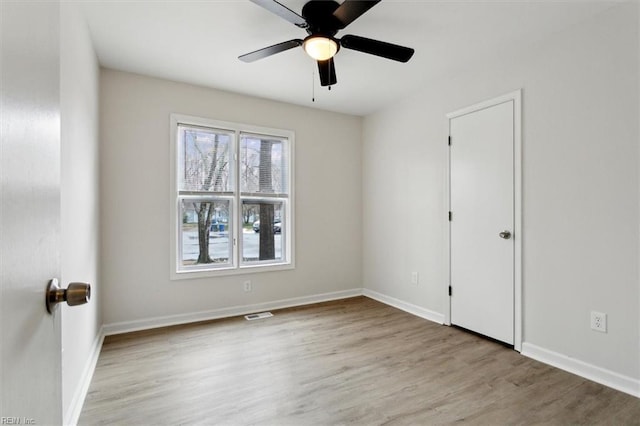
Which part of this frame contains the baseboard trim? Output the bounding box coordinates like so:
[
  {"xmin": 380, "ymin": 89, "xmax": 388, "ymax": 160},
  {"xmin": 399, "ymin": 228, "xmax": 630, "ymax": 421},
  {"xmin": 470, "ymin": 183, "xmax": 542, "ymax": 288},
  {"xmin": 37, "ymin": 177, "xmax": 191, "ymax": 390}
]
[
  {"xmin": 64, "ymin": 326, "xmax": 105, "ymax": 426},
  {"xmin": 522, "ymin": 342, "xmax": 640, "ymax": 398},
  {"xmin": 103, "ymin": 288, "xmax": 363, "ymax": 336},
  {"xmin": 363, "ymin": 289, "xmax": 445, "ymax": 325}
]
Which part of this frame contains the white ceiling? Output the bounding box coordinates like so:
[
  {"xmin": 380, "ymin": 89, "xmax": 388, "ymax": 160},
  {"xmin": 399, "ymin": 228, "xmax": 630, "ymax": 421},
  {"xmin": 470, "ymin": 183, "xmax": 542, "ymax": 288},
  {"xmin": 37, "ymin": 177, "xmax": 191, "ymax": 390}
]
[{"xmin": 79, "ymin": 0, "xmax": 616, "ymax": 116}]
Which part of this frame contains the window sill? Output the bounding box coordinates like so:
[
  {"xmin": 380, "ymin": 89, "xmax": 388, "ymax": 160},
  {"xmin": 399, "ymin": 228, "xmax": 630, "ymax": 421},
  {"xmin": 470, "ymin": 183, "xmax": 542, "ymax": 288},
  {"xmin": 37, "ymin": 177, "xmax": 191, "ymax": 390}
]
[{"xmin": 170, "ymin": 261, "xmax": 295, "ymax": 281}]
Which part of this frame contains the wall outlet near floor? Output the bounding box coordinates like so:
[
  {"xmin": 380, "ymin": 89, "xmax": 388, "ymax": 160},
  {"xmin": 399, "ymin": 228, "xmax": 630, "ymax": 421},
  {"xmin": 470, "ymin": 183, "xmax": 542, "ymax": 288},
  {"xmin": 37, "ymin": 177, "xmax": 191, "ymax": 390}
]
[
  {"xmin": 590, "ymin": 311, "xmax": 607, "ymax": 333},
  {"xmin": 411, "ymin": 272, "xmax": 419, "ymax": 285},
  {"xmin": 243, "ymin": 280, "xmax": 252, "ymax": 292}
]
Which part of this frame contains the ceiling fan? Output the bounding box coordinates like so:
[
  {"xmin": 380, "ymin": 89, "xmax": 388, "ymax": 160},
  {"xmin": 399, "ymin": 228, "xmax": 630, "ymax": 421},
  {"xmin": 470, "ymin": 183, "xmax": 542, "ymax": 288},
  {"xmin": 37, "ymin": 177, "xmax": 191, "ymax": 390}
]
[{"xmin": 238, "ymin": 0, "xmax": 415, "ymax": 87}]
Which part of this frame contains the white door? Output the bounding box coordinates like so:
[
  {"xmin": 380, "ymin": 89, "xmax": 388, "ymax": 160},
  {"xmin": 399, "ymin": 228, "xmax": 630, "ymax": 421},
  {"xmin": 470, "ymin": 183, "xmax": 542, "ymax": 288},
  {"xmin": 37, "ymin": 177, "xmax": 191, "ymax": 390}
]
[
  {"xmin": 1, "ymin": 1, "xmax": 63, "ymax": 424},
  {"xmin": 449, "ymin": 99, "xmax": 515, "ymax": 345}
]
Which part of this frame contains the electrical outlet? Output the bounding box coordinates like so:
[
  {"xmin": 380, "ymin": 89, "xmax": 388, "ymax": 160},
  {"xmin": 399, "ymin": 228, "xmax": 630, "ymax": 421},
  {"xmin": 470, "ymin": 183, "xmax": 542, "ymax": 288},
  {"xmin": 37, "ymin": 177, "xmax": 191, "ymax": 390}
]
[
  {"xmin": 411, "ymin": 272, "xmax": 419, "ymax": 285},
  {"xmin": 590, "ymin": 311, "xmax": 607, "ymax": 333},
  {"xmin": 243, "ymin": 280, "xmax": 252, "ymax": 292}
]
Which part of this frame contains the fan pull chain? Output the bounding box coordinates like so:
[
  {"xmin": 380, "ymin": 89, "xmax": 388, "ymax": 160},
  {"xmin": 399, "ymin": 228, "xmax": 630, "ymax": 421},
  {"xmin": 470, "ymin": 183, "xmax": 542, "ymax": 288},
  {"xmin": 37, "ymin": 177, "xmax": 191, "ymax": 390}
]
[{"xmin": 312, "ymin": 68, "xmax": 315, "ymax": 102}]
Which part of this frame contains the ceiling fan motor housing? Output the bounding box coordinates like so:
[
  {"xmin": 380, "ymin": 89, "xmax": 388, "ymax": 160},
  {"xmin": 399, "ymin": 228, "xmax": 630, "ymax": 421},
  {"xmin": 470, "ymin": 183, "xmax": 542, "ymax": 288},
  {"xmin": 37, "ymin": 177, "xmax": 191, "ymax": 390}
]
[{"xmin": 301, "ymin": 0, "xmax": 342, "ymax": 36}]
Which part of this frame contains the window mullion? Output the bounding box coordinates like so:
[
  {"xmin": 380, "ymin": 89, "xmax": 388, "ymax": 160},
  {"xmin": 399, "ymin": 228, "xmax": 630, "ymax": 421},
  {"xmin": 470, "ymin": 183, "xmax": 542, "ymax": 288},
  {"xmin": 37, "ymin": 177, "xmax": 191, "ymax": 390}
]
[{"xmin": 233, "ymin": 130, "xmax": 241, "ymax": 269}]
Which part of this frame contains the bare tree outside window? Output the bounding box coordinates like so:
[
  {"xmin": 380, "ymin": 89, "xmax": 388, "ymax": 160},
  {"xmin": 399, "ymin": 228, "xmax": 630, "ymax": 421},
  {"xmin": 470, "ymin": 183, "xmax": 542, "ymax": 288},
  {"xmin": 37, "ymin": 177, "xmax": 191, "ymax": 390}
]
[{"xmin": 258, "ymin": 140, "xmax": 275, "ymax": 260}]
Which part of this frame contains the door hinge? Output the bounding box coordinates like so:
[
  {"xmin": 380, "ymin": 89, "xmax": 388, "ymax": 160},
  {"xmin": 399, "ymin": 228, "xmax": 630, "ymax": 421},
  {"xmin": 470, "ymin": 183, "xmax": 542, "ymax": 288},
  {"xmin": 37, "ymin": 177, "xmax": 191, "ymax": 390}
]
[
  {"xmin": 448, "ymin": 136, "xmax": 451, "ymax": 146},
  {"xmin": 448, "ymin": 211, "xmax": 452, "ymax": 221},
  {"xmin": 448, "ymin": 285, "xmax": 452, "ymax": 296}
]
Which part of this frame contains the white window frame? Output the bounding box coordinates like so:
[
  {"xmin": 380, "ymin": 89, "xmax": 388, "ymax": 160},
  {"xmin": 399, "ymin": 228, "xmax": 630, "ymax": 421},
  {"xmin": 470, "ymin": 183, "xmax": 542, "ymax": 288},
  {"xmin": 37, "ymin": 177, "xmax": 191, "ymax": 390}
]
[{"xmin": 170, "ymin": 113, "xmax": 295, "ymax": 280}]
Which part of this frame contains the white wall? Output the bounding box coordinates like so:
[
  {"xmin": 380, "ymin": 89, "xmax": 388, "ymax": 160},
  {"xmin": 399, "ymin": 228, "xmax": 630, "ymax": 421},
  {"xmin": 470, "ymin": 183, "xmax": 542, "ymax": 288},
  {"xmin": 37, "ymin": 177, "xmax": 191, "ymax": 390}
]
[
  {"xmin": 60, "ymin": 3, "xmax": 102, "ymax": 423},
  {"xmin": 100, "ymin": 70, "xmax": 362, "ymax": 327},
  {"xmin": 363, "ymin": 2, "xmax": 639, "ymax": 384}
]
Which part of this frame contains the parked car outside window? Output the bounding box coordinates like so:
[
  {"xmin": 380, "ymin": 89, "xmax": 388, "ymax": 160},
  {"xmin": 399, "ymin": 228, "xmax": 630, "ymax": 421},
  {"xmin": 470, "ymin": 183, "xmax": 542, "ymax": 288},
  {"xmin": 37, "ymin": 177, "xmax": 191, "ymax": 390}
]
[{"xmin": 252, "ymin": 220, "xmax": 281, "ymax": 233}]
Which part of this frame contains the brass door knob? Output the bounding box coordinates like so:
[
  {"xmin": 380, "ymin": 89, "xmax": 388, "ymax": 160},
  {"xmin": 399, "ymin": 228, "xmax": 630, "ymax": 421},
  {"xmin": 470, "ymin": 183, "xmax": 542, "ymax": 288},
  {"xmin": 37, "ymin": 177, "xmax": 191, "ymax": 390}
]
[
  {"xmin": 46, "ymin": 278, "xmax": 91, "ymax": 314},
  {"xmin": 499, "ymin": 230, "xmax": 512, "ymax": 240}
]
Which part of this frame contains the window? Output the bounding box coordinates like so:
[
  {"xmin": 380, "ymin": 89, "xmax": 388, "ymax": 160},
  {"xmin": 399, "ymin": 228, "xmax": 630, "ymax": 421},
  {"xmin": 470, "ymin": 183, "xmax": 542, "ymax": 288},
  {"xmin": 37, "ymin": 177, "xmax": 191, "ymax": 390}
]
[{"xmin": 171, "ymin": 114, "xmax": 294, "ymax": 278}]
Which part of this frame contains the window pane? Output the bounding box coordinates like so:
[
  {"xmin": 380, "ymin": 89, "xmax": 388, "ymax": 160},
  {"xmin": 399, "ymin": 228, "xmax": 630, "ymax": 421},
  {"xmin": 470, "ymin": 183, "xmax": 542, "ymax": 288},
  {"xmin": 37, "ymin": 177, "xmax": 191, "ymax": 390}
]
[
  {"xmin": 240, "ymin": 134, "xmax": 288, "ymax": 195},
  {"xmin": 180, "ymin": 199, "xmax": 231, "ymax": 268},
  {"xmin": 242, "ymin": 201, "xmax": 283, "ymax": 263},
  {"xmin": 180, "ymin": 126, "xmax": 233, "ymax": 192}
]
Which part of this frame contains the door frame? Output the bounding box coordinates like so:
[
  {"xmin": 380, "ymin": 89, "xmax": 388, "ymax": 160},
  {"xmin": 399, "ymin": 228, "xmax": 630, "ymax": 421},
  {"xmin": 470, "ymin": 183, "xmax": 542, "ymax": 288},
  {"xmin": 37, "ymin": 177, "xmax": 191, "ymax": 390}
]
[{"xmin": 444, "ymin": 89, "xmax": 522, "ymax": 352}]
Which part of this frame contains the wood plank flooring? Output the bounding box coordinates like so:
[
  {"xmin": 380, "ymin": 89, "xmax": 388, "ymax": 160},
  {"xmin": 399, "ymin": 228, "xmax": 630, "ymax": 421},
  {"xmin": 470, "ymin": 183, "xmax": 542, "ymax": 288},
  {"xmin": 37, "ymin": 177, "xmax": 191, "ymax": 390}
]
[{"xmin": 79, "ymin": 297, "xmax": 640, "ymax": 425}]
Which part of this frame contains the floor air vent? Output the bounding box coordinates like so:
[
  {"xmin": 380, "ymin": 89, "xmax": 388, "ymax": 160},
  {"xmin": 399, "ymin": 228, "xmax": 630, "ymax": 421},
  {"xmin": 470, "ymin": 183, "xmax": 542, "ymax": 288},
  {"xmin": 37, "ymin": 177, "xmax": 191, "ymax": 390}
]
[{"xmin": 244, "ymin": 312, "xmax": 273, "ymax": 321}]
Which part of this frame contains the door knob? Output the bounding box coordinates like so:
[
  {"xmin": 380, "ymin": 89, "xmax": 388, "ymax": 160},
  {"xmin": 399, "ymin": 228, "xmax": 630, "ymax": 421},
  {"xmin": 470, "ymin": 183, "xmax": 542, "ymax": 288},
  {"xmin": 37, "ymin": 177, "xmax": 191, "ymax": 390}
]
[
  {"xmin": 499, "ymin": 230, "xmax": 512, "ymax": 240},
  {"xmin": 46, "ymin": 278, "xmax": 91, "ymax": 314}
]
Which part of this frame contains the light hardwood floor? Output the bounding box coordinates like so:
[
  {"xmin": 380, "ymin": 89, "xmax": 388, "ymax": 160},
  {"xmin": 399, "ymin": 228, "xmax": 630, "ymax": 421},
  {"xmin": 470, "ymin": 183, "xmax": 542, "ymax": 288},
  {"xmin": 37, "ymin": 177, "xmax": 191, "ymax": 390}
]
[{"xmin": 80, "ymin": 297, "xmax": 640, "ymax": 425}]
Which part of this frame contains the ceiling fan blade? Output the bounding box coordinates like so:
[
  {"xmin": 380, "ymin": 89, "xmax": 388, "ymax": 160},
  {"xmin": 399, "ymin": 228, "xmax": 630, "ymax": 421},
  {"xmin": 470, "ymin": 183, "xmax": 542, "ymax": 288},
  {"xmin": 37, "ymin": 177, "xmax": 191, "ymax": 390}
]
[
  {"xmin": 238, "ymin": 39, "xmax": 303, "ymax": 63},
  {"xmin": 250, "ymin": 0, "xmax": 308, "ymax": 28},
  {"xmin": 340, "ymin": 34, "xmax": 415, "ymax": 63},
  {"xmin": 333, "ymin": 0, "xmax": 381, "ymax": 29},
  {"xmin": 317, "ymin": 58, "xmax": 337, "ymax": 87}
]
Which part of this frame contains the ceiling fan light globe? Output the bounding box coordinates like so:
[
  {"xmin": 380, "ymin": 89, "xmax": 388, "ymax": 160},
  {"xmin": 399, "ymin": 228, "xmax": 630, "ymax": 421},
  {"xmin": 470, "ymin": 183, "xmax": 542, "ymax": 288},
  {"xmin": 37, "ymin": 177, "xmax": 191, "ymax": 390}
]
[{"xmin": 303, "ymin": 36, "xmax": 338, "ymax": 61}]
